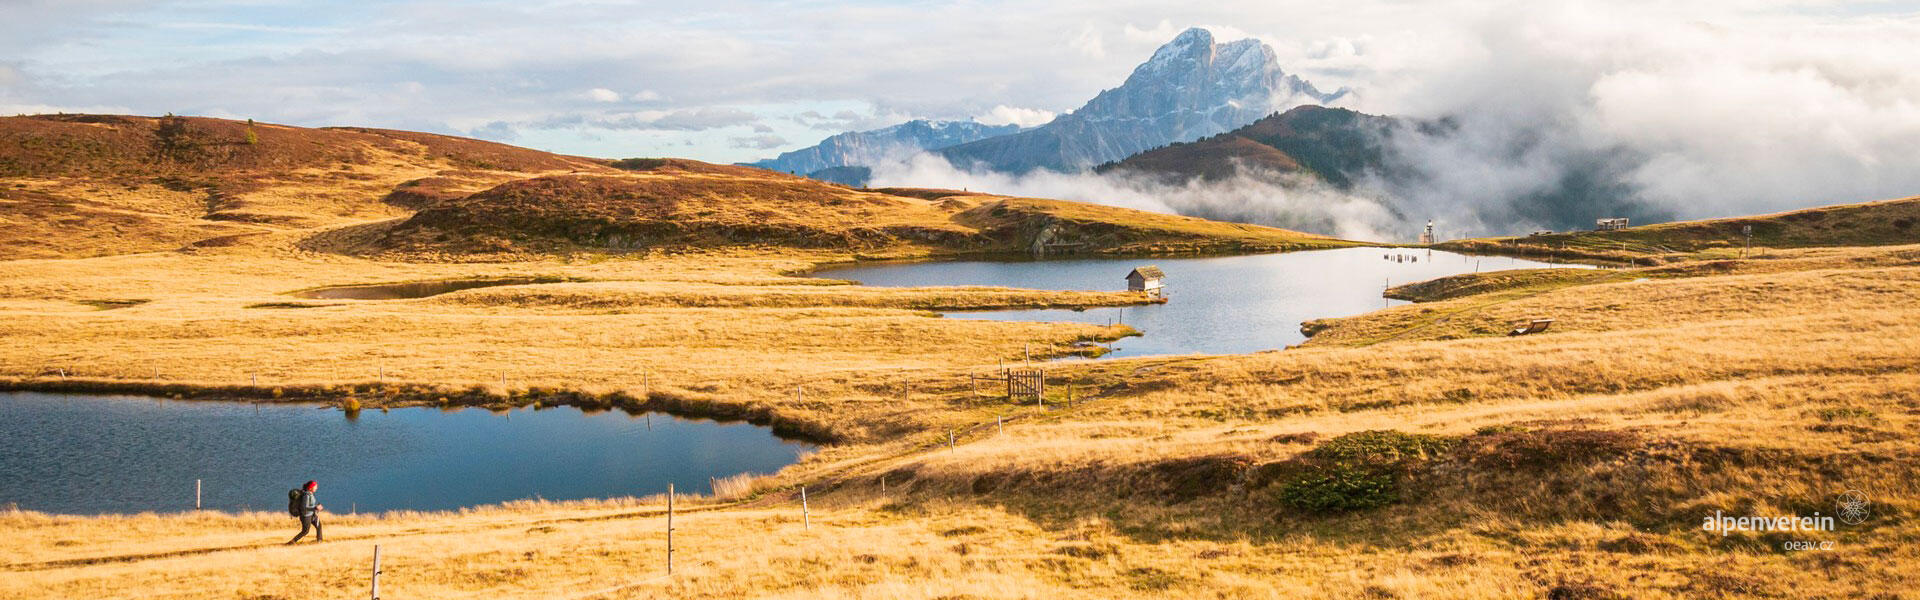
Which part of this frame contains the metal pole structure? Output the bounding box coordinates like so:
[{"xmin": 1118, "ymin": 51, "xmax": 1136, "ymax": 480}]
[
  {"xmin": 370, "ymin": 545, "xmax": 382, "ymax": 600},
  {"xmin": 195, "ymin": 479, "xmax": 201, "ymax": 510}
]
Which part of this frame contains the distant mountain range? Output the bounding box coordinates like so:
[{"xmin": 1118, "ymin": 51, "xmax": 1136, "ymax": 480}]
[
  {"xmin": 742, "ymin": 119, "xmax": 1018, "ymax": 178},
  {"xmin": 1095, "ymin": 105, "xmax": 1398, "ymax": 188},
  {"xmin": 739, "ymin": 27, "xmax": 1661, "ymax": 233},
  {"xmin": 1098, "ymin": 104, "xmax": 1668, "ymax": 232},
  {"xmin": 743, "ymin": 27, "xmax": 1344, "ymax": 181},
  {"xmin": 939, "ymin": 28, "xmax": 1345, "ymax": 173}
]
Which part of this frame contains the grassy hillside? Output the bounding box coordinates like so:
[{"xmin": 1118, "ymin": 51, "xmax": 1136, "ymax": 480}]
[
  {"xmin": 1, "ymin": 114, "xmax": 1351, "ymax": 261},
  {"xmin": 0, "ymin": 114, "xmax": 613, "ymax": 259},
  {"xmin": 360, "ymin": 173, "xmax": 1353, "ymax": 257},
  {"xmin": 1438, "ymin": 195, "xmax": 1920, "ymax": 263}
]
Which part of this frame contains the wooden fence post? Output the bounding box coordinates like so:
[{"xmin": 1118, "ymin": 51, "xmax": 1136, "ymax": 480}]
[
  {"xmin": 666, "ymin": 483, "xmax": 675, "ymax": 575},
  {"xmin": 370, "ymin": 545, "xmax": 382, "ymax": 600},
  {"xmin": 996, "ymin": 415, "xmax": 1003, "ymax": 435},
  {"xmin": 948, "ymin": 429, "xmax": 955, "ymax": 451},
  {"xmin": 195, "ymin": 479, "xmax": 201, "ymax": 510},
  {"xmin": 800, "ymin": 486, "xmax": 810, "ymax": 530}
]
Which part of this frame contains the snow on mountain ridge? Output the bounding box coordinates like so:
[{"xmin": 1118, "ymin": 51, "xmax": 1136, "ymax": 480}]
[
  {"xmin": 742, "ymin": 119, "xmax": 1019, "ymax": 175},
  {"xmin": 742, "ymin": 27, "xmax": 1345, "ymax": 177},
  {"xmin": 935, "ymin": 27, "xmax": 1347, "ymax": 173}
]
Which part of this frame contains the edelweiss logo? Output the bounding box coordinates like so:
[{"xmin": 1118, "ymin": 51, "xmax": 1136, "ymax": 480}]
[{"xmin": 1838, "ymin": 489, "xmax": 1871, "ymax": 525}]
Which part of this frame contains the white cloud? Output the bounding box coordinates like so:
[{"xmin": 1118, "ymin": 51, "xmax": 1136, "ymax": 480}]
[
  {"xmin": 975, "ymin": 105, "xmax": 1055, "ymax": 128},
  {"xmin": 1122, "ymin": 20, "xmax": 1180, "ymax": 44},
  {"xmin": 1070, "ymin": 24, "xmax": 1105, "ymax": 59},
  {"xmin": 729, "ymin": 133, "xmax": 788, "ymax": 150},
  {"xmin": 4, "ymin": 0, "xmax": 1920, "ymax": 206},
  {"xmin": 0, "ymin": 102, "xmax": 136, "ymax": 116},
  {"xmin": 869, "ymin": 152, "xmax": 1397, "ymax": 241}
]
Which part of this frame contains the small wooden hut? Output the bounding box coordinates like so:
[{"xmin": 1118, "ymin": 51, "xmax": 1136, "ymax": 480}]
[{"xmin": 1126, "ymin": 266, "xmax": 1165, "ymax": 295}]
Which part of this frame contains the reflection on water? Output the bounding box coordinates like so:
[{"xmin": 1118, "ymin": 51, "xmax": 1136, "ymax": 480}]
[
  {"xmin": 0, "ymin": 392, "xmax": 811, "ymax": 514},
  {"xmin": 293, "ymin": 277, "xmax": 556, "ymax": 300},
  {"xmin": 818, "ymin": 247, "xmax": 1589, "ymax": 357}
]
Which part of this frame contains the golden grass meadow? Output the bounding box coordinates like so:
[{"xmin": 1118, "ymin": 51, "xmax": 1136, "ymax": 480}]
[{"xmin": 2, "ymin": 115, "xmax": 1916, "ymax": 599}]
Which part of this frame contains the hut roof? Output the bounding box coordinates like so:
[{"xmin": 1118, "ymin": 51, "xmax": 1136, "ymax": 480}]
[{"xmin": 1127, "ymin": 266, "xmax": 1165, "ymax": 280}]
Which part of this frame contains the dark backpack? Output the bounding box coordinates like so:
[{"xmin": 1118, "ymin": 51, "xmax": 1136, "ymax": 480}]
[{"xmin": 287, "ymin": 488, "xmax": 305, "ymax": 516}]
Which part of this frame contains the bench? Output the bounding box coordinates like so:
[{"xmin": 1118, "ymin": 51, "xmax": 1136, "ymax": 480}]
[{"xmin": 1508, "ymin": 318, "xmax": 1554, "ymax": 336}]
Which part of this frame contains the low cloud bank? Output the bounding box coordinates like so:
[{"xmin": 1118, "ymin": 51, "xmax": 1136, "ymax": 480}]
[
  {"xmin": 869, "ymin": 153, "xmax": 1402, "ymax": 242},
  {"xmin": 882, "ymin": 7, "xmax": 1920, "ymax": 241}
]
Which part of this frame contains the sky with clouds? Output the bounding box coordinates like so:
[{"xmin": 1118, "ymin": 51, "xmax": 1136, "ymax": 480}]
[{"xmin": 5, "ymin": 0, "xmax": 1920, "ymax": 220}]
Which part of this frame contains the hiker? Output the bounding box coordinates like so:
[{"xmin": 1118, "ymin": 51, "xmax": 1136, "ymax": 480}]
[{"xmin": 287, "ymin": 480, "xmax": 325, "ymax": 544}]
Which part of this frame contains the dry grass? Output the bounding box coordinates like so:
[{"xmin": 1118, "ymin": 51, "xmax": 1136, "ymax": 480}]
[
  {"xmin": 6, "ymin": 232, "xmax": 1915, "ymax": 597},
  {"xmin": 1438, "ymin": 194, "xmax": 1920, "ymax": 263},
  {"xmin": 3, "ymin": 115, "xmax": 1916, "ymax": 598}
]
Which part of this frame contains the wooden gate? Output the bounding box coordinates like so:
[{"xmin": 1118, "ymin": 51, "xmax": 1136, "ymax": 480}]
[{"xmin": 1007, "ymin": 369, "xmax": 1045, "ymax": 404}]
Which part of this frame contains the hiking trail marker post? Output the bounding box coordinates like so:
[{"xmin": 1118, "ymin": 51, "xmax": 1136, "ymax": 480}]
[
  {"xmin": 800, "ymin": 486, "xmax": 810, "ymax": 531},
  {"xmin": 369, "ymin": 545, "xmax": 383, "ymax": 600},
  {"xmin": 195, "ymin": 479, "xmax": 201, "ymax": 510}
]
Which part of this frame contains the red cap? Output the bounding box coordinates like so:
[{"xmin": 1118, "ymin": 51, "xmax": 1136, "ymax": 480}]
[{"xmin": 305, "ymin": 480, "xmax": 318, "ymax": 490}]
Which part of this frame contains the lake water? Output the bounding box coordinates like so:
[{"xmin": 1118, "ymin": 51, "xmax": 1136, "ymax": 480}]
[
  {"xmin": 817, "ymin": 247, "xmax": 1586, "ymax": 357},
  {"xmin": 0, "ymin": 392, "xmax": 811, "ymax": 515}
]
